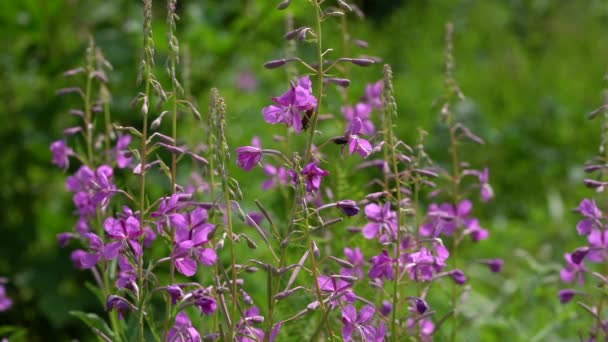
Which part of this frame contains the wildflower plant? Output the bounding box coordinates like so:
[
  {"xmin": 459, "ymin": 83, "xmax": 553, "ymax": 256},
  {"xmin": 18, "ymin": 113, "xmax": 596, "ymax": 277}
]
[
  {"xmin": 49, "ymin": 1, "xmax": 503, "ymax": 341},
  {"xmin": 558, "ymin": 85, "xmax": 608, "ymax": 340}
]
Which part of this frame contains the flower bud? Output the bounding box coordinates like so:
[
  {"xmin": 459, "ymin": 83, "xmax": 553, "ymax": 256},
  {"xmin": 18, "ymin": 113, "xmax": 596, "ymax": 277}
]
[
  {"xmin": 277, "ymin": 0, "xmax": 291, "ymax": 10},
  {"xmin": 264, "ymin": 59, "xmax": 287, "ymax": 69},
  {"xmin": 571, "ymin": 247, "xmax": 589, "ymax": 265},
  {"xmin": 483, "ymin": 258, "xmax": 503, "ymax": 273},
  {"xmin": 380, "ymin": 300, "xmax": 392, "ymax": 316},
  {"xmin": 353, "ymin": 39, "xmax": 368, "ymax": 48},
  {"xmin": 325, "ymin": 77, "xmax": 350, "ymax": 88},
  {"xmin": 337, "ymin": 200, "xmax": 360, "ymax": 217},
  {"xmin": 449, "ymin": 269, "xmax": 466, "ymax": 285},
  {"xmin": 558, "ymin": 289, "xmax": 577, "ymax": 304},
  {"xmin": 350, "ymin": 58, "xmax": 375, "ymax": 67},
  {"xmin": 408, "ymin": 297, "xmax": 428, "ymax": 314},
  {"xmin": 312, "ymin": 241, "xmax": 320, "ymax": 258}
]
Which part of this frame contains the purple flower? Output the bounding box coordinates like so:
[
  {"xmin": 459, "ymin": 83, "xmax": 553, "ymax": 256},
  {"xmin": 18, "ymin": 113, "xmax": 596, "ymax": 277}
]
[
  {"xmin": 113, "ymin": 134, "xmax": 132, "ymax": 169},
  {"xmin": 57, "ymin": 232, "xmax": 76, "ymax": 247},
  {"xmin": 106, "ymin": 295, "xmax": 133, "ymax": 320},
  {"xmin": 151, "ymin": 194, "xmax": 187, "ymax": 232},
  {"xmin": 172, "ymin": 214, "xmax": 216, "ymax": 277},
  {"xmin": 300, "ymin": 162, "xmax": 329, "ymax": 193},
  {"xmin": 368, "ymin": 250, "xmax": 395, "ymax": 280},
  {"xmin": 345, "ymin": 117, "xmax": 372, "ymax": 158},
  {"xmin": 380, "ymin": 301, "xmax": 392, "ymax": 316},
  {"xmin": 478, "ymin": 168, "xmax": 494, "ymax": 202},
  {"xmin": 362, "ymin": 202, "xmax": 398, "ymax": 242},
  {"xmin": 90, "ymin": 165, "xmax": 116, "ymax": 208},
  {"xmin": 560, "ymin": 253, "xmax": 586, "ymax": 285},
  {"xmin": 409, "ymin": 297, "xmax": 429, "ymax": 314},
  {"xmin": 193, "ymin": 291, "xmax": 216, "ymax": 315},
  {"xmin": 420, "ymin": 200, "xmax": 487, "ymax": 241},
  {"xmin": 577, "ymin": 199, "xmax": 602, "ymax": 236},
  {"xmin": 50, "ymin": 140, "xmax": 72, "ymax": 169},
  {"xmin": 406, "ymin": 318, "xmax": 434, "ymax": 342},
  {"xmin": 449, "ymin": 269, "xmax": 467, "ymax": 285},
  {"xmin": 166, "ymin": 285, "xmax": 184, "ymax": 305},
  {"xmin": 317, "ymin": 273, "xmax": 355, "ymax": 306},
  {"xmin": 558, "ymin": 289, "xmax": 577, "ymax": 304},
  {"xmin": 341, "ymin": 305, "xmax": 379, "ymax": 342},
  {"xmin": 116, "ymin": 255, "xmax": 137, "ymax": 290},
  {"xmin": 261, "ymin": 165, "xmax": 289, "ymax": 190},
  {"xmin": 262, "ymin": 76, "xmax": 317, "ymax": 133},
  {"xmin": 363, "ymin": 81, "xmax": 383, "ymax": 109},
  {"xmin": 143, "ymin": 227, "xmax": 157, "ymax": 248},
  {"xmin": 464, "ymin": 217, "xmax": 489, "ymax": 242},
  {"xmin": 72, "ymin": 233, "xmax": 105, "ymax": 269},
  {"xmin": 236, "ymin": 146, "xmax": 262, "ymax": 171},
  {"xmin": 103, "ymin": 214, "xmax": 143, "ymax": 260},
  {"xmin": 66, "ymin": 165, "xmax": 116, "ymax": 217},
  {"xmin": 482, "ymin": 259, "xmax": 503, "ymax": 273},
  {"xmin": 587, "ymin": 229, "xmax": 608, "ymax": 262},
  {"xmin": 0, "ymin": 284, "xmax": 12, "ymax": 312},
  {"xmin": 406, "ymin": 244, "xmax": 449, "ymax": 282},
  {"xmin": 167, "ymin": 311, "xmax": 201, "ymax": 342},
  {"xmin": 235, "ymin": 70, "xmax": 258, "ymax": 92},
  {"xmin": 342, "ymin": 102, "xmax": 374, "ymax": 135},
  {"xmin": 337, "ymin": 200, "xmax": 360, "ymax": 217},
  {"xmin": 342, "ymin": 247, "xmax": 364, "ymax": 278},
  {"xmin": 235, "ymin": 306, "xmax": 278, "ymax": 342}
]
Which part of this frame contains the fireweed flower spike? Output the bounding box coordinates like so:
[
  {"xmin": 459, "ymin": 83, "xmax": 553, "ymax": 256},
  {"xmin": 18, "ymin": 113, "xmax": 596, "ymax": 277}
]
[{"xmin": 261, "ymin": 76, "xmax": 317, "ymax": 133}]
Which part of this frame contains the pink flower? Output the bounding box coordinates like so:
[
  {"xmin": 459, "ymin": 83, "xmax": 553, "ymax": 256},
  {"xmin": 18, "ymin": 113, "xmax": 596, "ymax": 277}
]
[
  {"xmin": 236, "ymin": 146, "xmax": 262, "ymax": 171},
  {"xmin": 261, "ymin": 76, "xmax": 317, "ymax": 133}
]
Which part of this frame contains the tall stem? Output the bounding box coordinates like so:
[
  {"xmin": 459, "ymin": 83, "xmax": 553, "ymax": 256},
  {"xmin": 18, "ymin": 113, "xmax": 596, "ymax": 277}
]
[
  {"xmin": 137, "ymin": 1, "xmax": 154, "ymax": 341},
  {"xmin": 303, "ymin": 0, "xmax": 324, "ymax": 165},
  {"xmin": 83, "ymin": 42, "xmax": 95, "ymax": 165},
  {"xmin": 164, "ymin": 1, "xmax": 179, "ymax": 335},
  {"xmin": 382, "ymin": 65, "xmax": 404, "ymax": 342},
  {"xmin": 213, "ymin": 94, "xmax": 238, "ymax": 339}
]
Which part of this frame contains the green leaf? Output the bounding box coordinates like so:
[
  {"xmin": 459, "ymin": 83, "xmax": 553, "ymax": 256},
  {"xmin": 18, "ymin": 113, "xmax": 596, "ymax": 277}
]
[
  {"xmin": 69, "ymin": 311, "xmax": 115, "ymax": 341},
  {"xmin": 85, "ymin": 281, "xmax": 106, "ymax": 306}
]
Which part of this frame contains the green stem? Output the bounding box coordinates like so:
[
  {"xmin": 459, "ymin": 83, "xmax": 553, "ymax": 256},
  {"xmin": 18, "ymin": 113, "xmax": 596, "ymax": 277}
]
[
  {"xmin": 303, "ymin": 0, "xmax": 324, "ymax": 165},
  {"xmin": 84, "ymin": 67, "xmax": 94, "ymax": 165}
]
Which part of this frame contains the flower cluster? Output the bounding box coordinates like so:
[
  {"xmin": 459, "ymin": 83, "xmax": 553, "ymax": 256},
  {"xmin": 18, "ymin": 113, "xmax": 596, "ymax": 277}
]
[{"xmin": 46, "ymin": 2, "xmax": 507, "ymax": 342}]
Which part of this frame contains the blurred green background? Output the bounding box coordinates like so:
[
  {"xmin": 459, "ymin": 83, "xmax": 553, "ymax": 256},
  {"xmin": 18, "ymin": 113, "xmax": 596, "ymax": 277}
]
[{"xmin": 2, "ymin": 0, "xmax": 608, "ymax": 340}]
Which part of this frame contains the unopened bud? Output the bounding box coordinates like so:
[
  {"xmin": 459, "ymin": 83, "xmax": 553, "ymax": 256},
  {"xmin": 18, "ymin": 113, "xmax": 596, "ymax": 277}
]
[
  {"xmin": 264, "ymin": 59, "xmax": 287, "ymax": 69},
  {"xmin": 571, "ymin": 247, "xmax": 589, "ymax": 265},
  {"xmin": 350, "ymin": 58, "xmax": 375, "ymax": 67},
  {"xmin": 312, "ymin": 241, "xmax": 320, "ymax": 258},
  {"xmin": 277, "ymin": 0, "xmax": 291, "ymax": 10},
  {"xmin": 353, "ymin": 39, "xmax": 369, "ymax": 48},
  {"xmin": 325, "ymin": 77, "xmax": 350, "ymax": 88},
  {"xmin": 336, "ymin": 200, "xmax": 360, "ymax": 217}
]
